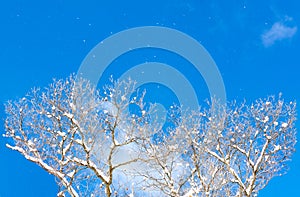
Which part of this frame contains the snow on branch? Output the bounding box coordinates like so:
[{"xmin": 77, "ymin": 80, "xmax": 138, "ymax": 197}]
[{"xmin": 3, "ymin": 75, "xmax": 297, "ymax": 197}]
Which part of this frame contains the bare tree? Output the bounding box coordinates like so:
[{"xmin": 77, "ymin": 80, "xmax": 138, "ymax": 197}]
[
  {"xmin": 137, "ymin": 97, "xmax": 296, "ymax": 197},
  {"xmin": 3, "ymin": 75, "xmax": 297, "ymax": 197},
  {"xmin": 4, "ymin": 75, "xmax": 153, "ymax": 197}
]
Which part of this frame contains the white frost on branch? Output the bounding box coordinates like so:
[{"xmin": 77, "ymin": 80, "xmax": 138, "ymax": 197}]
[{"xmin": 3, "ymin": 76, "xmax": 296, "ymax": 197}]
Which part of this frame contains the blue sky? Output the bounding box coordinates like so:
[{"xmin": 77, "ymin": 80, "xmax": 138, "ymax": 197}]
[{"xmin": 0, "ymin": 1, "xmax": 299, "ymax": 196}]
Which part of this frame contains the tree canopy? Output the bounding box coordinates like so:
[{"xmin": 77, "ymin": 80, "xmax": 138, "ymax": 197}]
[{"xmin": 4, "ymin": 75, "xmax": 297, "ymax": 197}]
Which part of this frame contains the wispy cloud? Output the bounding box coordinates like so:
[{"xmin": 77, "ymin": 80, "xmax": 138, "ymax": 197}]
[{"xmin": 261, "ymin": 19, "xmax": 297, "ymax": 47}]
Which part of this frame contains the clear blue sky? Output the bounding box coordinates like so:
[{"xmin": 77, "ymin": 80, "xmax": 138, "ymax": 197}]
[{"xmin": 0, "ymin": 1, "xmax": 299, "ymax": 196}]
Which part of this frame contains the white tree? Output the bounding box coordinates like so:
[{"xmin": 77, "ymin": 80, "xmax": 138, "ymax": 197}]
[
  {"xmin": 138, "ymin": 97, "xmax": 296, "ymax": 197},
  {"xmin": 3, "ymin": 75, "xmax": 297, "ymax": 197},
  {"xmin": 4, "ymin": 75, "xmax": 154, "ymax": 197}
]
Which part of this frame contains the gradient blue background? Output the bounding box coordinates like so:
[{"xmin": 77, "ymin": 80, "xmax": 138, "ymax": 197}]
[{"xmin": 0, "ymin": 1, "xmax": 299, "ymax": 196}]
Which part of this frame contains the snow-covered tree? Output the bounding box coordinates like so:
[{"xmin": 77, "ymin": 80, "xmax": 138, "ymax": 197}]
[
  {"xmin": 4, "ymin": 75, "xmax": 154, "ymax": 197},
  {"xmin": 132, "ymin": 97, "xmax": 296, "ymax": 197},
  {"xmin": 3, "ymin": 75, "xmax": 297, "ymax": 197}
]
